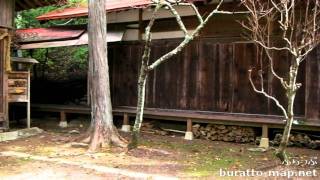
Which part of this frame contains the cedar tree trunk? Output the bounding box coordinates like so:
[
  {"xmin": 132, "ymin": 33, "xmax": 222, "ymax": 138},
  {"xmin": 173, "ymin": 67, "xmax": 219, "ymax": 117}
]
[{"xmin": 88, "ymin": 0, "xmax": 126, "ymax": 151}]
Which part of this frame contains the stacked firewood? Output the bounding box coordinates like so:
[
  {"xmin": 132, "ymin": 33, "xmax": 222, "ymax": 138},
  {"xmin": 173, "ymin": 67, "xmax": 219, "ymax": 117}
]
[
  {"xmin": 192, "ymin": 124, "xmax": 255, "ymax": 143},
  {"xmin": 271, "ymin": 133, "xmax": 320, "ymax": 149}
]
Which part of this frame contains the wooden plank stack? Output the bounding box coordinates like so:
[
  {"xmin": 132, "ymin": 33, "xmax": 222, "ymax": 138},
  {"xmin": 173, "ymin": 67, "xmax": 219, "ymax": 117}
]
[{"xmin": 192, "ymin": 124, "xmax": 255, "ymax": 143}]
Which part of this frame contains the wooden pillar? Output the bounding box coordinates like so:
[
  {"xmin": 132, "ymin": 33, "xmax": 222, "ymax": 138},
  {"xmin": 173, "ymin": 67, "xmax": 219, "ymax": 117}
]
[
  {"xmin": 259, "ymin": 124, "xmax": 269, "ymax": 148},
  {"xmin": 27, "ymin": 68, "xmax": 31, "ymax": 128},
  {"xmin": 58, "ymin": 111, "xmax": 68, "ymax": 128},
  {"xmin": 121, "ymin": 113, "xmax": 131, "ymax": 132},
  {"xmin": 138, "ymin": 9, "xmax": 143, "ymax": 41},
  {"xmin": 187, "ymin": 119, "xmax": 192, "ymax": 132},
  {"xmin": 184, "ymin": 119, "xmax": 193, "ymax": 140},
  {"xmin": 0, "ymin": 0, "xmax": 14, "ymax": 130},
  {"xmin": 262, "ymin": 124, "xmax": 268, "ymax": 138}
]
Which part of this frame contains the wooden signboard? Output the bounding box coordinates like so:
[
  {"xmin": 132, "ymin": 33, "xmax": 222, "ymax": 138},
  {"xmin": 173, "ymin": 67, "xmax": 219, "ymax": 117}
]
[{"xmin": 8, "ymin": 57, "xmax": 38, "ymax": 128}]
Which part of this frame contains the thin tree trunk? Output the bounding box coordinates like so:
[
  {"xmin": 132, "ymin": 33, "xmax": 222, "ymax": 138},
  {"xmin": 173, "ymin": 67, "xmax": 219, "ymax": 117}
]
[
  {"xmin": 129, "ymin": 67, "xmax": 148, "ymax": 149},
  {"xmin": 88, "ymin": 0, "xmax": 126, "ymax": 151},
  {"xmin": 276, "ymin": 64, "xmax": 298, "ymax": 163},
  {"xmin": 129, "ymin": 1, "xmax": 228, "ymax": 149},
  {"xmin": 128, "ymin": 4, "xmax": 162, "ymax": 149}
]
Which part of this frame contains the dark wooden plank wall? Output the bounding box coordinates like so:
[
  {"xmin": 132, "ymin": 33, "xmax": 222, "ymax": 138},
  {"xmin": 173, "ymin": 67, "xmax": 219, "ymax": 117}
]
[
  {"xmin": 109, "ymin": 39, "xmax": 319, "ymax": 124},
  {"xmin": 0, "ymin": 39, "xmax": 4, "ymax": 122},
  {"xmin": 305, "ymin": 47, "xmax": 320, "ymax": 123}
]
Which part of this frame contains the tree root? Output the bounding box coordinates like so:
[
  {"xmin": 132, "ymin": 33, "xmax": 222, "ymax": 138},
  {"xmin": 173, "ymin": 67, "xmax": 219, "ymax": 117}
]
[
  {"xmin": 89, "ymin": 126, "xmax": 128, "ymax": 151},
  {"xmin": 128, "ymin": 131, "xmax": 139, "ymax": 150},
  {"xmin": 72, "ymin": 127, "xmax": 128, "ymax": 152},
  {"xmin": 275, "ymin": 149, "xmax": 289, "ymax": 165}
]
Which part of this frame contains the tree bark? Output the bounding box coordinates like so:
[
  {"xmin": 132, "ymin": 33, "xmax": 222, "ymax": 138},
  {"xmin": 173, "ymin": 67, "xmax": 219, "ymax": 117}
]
[
  {"xmin": 128, "ymin": 3, "xmax": 162, "ymax": 149},
  {"xmin": 276, "ymin": 64, "xmax": 299, "ymax": 163},
  {"xmin": 129, "ymin": 68, "xmax": 148, "ymax": 149},
  {"xmin": 88, "ymin": 0, "xmax": 126, "ymax": 151}
]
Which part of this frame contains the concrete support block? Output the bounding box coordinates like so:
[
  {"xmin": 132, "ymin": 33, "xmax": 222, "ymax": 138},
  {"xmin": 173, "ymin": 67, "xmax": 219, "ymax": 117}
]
[
  {"xmin": 184, "ymin": 131, "xmax": 193, "ymax": 140},
  {"xmin": 121, "ymin": 125, "xmax": 131, "ymax": 132},
  {"xmin": 59, "ymin": 121, "xmax": 68, "ymax": 128},
  {"xmin": 259, "ymin": 138, "xmax": 269, "ymax": 148},
  {"xmin": 259, "ymin": 124, "xmax": 269, "ymax": 148}
]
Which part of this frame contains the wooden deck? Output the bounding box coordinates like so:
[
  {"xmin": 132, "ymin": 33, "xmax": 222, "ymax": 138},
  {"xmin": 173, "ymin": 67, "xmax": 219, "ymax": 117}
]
[{"xmin": 28, "ymin": 104, "xmax": 320, "ymax": 131}]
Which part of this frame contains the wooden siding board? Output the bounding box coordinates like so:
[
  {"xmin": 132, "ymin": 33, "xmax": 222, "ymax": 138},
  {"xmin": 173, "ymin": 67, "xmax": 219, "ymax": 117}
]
[
  {"xmin": 306, "ymin": 48, "xmax": 320, "ymax": 120},
  {"xmin": 180, "ymin": 44, "xmax": 190, "ymax": 109},
  {"xmin": 188, "ymin": 41, "xmax": 199, "ymax": 110},
  {"xmin": 0, "ymin": 0, "xmax": 14, "ymax": 28},
  {"xmin": 294, "ymin": 60, "xmax": 306, "ymax": 116},
  {"xmin": 198, "ymin": 40, "xmax": 215, "ymax": 111},
  {"xmin": 108, "ymin": 38, "xmax": 318, "ymax": 126}
]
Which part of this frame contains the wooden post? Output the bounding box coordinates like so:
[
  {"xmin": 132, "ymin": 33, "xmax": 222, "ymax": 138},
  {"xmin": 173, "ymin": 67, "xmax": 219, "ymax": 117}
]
[
  {"xmin": 27, "ymin": 68, "xmax": 31, "ymax": 128},
  {"xmin": 259, "ymin": 124, "xmax": 269, "ymax": 148},
  {"xmin": 138, "ymin": 9, "xmax": 143, "ymax": 41},
  {"xmin": 187, "ymin": 119, "xmax": 192, "ymax": 132},
  {"xmin": 121, "ymin": 113, "xmax": 131, "ymax": 132},
  {"xmin": 123, "ymin": 113, "xmax": 129, "ymax": 125},
  {"xmin": 184, "ymin": 119, "xmax": 193, "ymax": 140},
  {"xmin": 262, "ymin": 124, "xmax": 268, "ymax": 138},
  {"xmin": 0, "ymin": 0, "xmax": 14, "ymax": 131},
  {"xmin": 59, "ymin": 111, "xmax": 68, "ymax": 128}
]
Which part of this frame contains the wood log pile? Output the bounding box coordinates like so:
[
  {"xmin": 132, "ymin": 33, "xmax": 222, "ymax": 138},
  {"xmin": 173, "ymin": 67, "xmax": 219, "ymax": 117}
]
[
  {"xmin": 271, "ymin": 133, "xmax": 320, "ymax": 149},
  {"xmin": 192, "ymin": 124, "xmax": 255, "ymax": 143}
]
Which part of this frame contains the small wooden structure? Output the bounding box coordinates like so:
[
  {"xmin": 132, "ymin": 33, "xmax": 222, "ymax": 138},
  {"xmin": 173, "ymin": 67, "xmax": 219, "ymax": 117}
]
[
  {"xmin": 9, "ymin": 57, "xmax": 38, "ymax": 128},
  {"xmin": 0, "ymin": 0, "xmax": 63, "ymax": 131}
]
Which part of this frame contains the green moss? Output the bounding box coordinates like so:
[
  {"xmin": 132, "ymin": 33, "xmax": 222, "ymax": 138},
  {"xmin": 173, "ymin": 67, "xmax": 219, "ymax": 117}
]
[
  {"xmin": 33, "ymin": 146, "xmax": 56, "ymax": 156},
  {"xmin": 140, "ymin": 138, "xmax": 264, "ymax": 177}
]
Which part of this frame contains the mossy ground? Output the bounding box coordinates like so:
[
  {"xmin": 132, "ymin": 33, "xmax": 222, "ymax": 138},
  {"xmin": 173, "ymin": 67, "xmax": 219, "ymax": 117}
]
[{"xmin": 0, "ymin": 118, "xmax": 319, "ymax": 179}]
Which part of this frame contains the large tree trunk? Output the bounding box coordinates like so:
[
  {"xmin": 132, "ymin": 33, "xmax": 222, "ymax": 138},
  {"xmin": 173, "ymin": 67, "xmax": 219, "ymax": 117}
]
[{"xmin": 88, "ymin": 0, "xmax": 126, "ymax": 151}]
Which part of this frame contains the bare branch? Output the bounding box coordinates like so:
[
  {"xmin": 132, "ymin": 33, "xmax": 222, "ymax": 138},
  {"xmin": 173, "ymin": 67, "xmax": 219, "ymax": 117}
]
[
  {"xmin": 142, "ymin": 3, "xmax": 162, "ymax": 68},
  {"xmin": 164, "ymin": 2, "xmax": 188, "ymax": 36},
  {"xmin": 248, "ymin": 69, "xmax": 288, "ymax": 119},
  {"xmin": 254, "ymin": 39, "xmax": 293, "ymax": 52},
  {"xmin": 148, "ymin": 0, "xmax": 232, "ymax": 70},
  {"xmin": 177, "ymin": 3, "xmax": 204, "ymax": 24}
]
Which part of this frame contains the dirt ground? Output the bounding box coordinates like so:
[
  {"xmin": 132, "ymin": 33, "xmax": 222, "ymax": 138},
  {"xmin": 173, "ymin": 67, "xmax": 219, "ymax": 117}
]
[{"xmin": 0, "ymin": 117, "xmax": 319, "ymax": 179}]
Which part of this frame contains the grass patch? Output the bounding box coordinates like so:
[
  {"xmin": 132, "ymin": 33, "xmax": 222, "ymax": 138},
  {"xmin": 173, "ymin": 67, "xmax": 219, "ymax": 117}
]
[
  {"xmin": 140, "ymin": 137, "xmax": 256, "ymax": 177},
  {"xmin": 32, "ymin": 146, "xmax": 56, "ymax": 156}
]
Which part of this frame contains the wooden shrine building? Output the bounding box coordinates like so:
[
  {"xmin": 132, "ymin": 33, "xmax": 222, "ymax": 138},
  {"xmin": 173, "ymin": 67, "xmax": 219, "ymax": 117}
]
[{"xmin": 9, "ymin": 0, "xmax": 320, "ymax": 143}]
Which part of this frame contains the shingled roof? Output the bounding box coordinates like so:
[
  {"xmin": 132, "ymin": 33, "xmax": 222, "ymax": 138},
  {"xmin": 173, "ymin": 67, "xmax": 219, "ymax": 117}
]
[{"xmin": 36, "ymin": 0, "xmax": 203, "ymax": 21}]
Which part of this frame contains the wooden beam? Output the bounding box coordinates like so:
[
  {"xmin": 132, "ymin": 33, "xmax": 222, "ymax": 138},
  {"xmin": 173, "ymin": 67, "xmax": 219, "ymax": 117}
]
[{"xmin": 123, "ymin": 113, "xmax": 129, "ymax": 125}]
